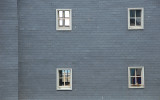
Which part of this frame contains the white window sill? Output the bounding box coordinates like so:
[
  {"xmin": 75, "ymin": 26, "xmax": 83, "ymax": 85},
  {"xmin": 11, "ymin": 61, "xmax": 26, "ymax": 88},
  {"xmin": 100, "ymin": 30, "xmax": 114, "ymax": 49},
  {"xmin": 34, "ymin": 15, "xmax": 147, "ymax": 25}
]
[
  {"xmin": 56, "ymin": 27, "xmax": 72, "ymax": 30},
  {"xmin": 128, "ymin": 85, "xmax": 144, "ymax": 88},
  {"xmin": 128, "ymin": 26, "xmax": 144, "ymax": 30},
  {"xmin": 57, "ymin": 87, "xmax": 72, "ymax": 90}
]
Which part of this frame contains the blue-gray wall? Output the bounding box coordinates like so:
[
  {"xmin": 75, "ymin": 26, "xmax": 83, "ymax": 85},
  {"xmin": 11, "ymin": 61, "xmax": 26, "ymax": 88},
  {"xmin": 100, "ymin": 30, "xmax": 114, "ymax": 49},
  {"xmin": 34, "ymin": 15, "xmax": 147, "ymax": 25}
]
[
  {"xmin": 0, "ymin": 0, "xmax": 158, "ymax": 100},
  {"xmin": 0, "ymin": 0, "xmax": 18, "ymax": 100}
]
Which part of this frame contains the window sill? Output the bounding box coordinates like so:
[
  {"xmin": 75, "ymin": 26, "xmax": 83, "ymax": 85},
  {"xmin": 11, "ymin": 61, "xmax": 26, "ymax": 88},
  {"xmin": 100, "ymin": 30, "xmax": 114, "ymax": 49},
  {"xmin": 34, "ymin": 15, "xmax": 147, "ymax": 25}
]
[
  {"xmin": 128, "ymin": 26, "xmax": 144, "ymax": 30},
  {"xmin": 57, "ymin": 87, "xmax": 72, "ymax": 90},
  {"xmin": 128, "ymin": 85, "xmax": 144, "ymax": 88},
  {"xmin": 56, "ymin": 26, "xmax": 72, "ymax": 30},
  {"xmin": 56, "ymin": 28, "xmax": 72, "ymax": 31}
]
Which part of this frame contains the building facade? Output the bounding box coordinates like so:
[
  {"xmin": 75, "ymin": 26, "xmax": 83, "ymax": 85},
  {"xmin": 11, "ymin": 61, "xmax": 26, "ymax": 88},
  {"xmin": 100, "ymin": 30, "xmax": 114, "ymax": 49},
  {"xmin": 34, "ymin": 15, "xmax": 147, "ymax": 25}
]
[{"xmin": 0, "ymin": 0, "xmax": 160, "ymax": 100}]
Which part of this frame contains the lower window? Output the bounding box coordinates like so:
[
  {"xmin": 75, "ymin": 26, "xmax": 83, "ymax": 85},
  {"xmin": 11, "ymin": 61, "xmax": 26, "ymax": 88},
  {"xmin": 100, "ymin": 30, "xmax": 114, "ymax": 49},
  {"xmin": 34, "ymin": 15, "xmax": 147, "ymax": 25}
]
[
  {"xmin": 56, "ymin": 68, "xmax": 72, "ymax": 90},
  {"xmin": 128, "ymin": 67, "xmax": 144, "ymax": 88}
]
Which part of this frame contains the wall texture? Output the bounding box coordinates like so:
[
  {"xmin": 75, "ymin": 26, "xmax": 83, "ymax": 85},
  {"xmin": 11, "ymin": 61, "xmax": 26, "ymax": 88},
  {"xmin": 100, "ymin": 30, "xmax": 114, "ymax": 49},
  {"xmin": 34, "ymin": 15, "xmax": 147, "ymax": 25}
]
[
  {"xmin": 1, "ymin": 0, "xmax": 158, "ymax": 100},
  {"xmin": 0, "ymin": 0, "xmax": 18, "ymax": 100}
]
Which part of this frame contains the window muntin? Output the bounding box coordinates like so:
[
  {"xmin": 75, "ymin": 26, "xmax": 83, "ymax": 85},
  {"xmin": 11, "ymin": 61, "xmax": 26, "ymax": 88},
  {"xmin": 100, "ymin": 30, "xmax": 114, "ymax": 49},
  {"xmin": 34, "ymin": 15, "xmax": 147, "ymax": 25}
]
[
  {"xmin": 128, "ymin": 67, "xmax": 144, "ymax": 88},
  {"xmin": 128, "ymin": 8, "xmax": 144, "ymax": 29},
  {"xmin": 56, "ymin": 9, "xmax": 72, "ymax": 30},
  {"xmin": 57, "ymin": 68, "xmax": 72, "ymax": 90}
]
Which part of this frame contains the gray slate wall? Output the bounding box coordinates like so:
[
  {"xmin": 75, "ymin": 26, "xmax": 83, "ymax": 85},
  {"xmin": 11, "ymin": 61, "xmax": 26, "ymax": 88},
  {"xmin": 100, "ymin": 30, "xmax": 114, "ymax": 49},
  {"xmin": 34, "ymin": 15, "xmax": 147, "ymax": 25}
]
[
  {"xmin": 17, "ymin": 0, "xmax": 160, "ymax": 100},
  {"xmin": 0, "ymin": 0, "xmax": 18, "ymax": 100}
]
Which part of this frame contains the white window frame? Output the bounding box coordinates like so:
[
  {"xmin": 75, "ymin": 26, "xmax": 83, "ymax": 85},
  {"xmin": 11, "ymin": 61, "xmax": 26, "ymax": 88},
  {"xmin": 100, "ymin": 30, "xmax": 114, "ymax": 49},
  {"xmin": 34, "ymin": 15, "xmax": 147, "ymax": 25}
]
[
  {"xmin": 56, "ymin": 68, "xmax": 72, "ymax": 90},
  {"xmin": 128, "ymin": 8, "xmax": 144, "ymax": 30},
  {"xmin": 128, "ymin": 66, "xmax": 144, "ymax": 88},
  {"xmin": 56, "ymin": 9, "xmax": 72, "ymax": 30}
]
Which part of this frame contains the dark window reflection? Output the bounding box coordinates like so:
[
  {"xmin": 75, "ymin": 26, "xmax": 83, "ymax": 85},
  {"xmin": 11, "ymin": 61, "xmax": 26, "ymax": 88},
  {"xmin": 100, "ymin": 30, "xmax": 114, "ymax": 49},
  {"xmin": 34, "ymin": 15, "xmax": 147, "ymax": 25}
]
[
  {"xmin": 131, "ymin": 77, "xmax": 135, "ymax": 84},
  {"xmin": 130, "ymin": 68, "xmax": 142, "ymax": 86},
  {"xmin": 137, "ymin": 77, "xmax": 141, "ymax": 84},
  {"xmin": 59, "ymin": 70, "xmax": 64, "ymax": 86},
  {"xmin": 130, "ymin": 69, "xmax": 135, "ymax": 76},
  {"xmin": 130, "ymin": 9, "xmax": 142, "ymax": 27},
  {"xmin": 130, "ymin": 10, "xmax": 135, "ymax": 17},
  {"xmin": 136, "ymin": 68, "xmax": 142, "ymax": 76},
  {"xmin": 130, "ymin": 19, "xmax": 135, "ymax": 26},
  {"xmin": 136, "ymin": 10, "xmax": 141, "ymax": 17}
]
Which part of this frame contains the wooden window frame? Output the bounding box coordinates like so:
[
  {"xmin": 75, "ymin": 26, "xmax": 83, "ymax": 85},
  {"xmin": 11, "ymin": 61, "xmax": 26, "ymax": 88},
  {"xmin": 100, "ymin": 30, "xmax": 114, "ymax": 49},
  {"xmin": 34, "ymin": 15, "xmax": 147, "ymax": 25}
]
[
  {"xmin": 128, "ymin": 8, "xmax": 144, "ymax": 30},
  {"xmin": 56, "ymin": 9, "xmax": 72, "ymax": 30},
  {"xmin": 56, "ymin": 68, "xmax": 72, "ymax": 90},
  {"xmin": 128, "ymin": 66, "xmax": 144, "ymax": 88}
]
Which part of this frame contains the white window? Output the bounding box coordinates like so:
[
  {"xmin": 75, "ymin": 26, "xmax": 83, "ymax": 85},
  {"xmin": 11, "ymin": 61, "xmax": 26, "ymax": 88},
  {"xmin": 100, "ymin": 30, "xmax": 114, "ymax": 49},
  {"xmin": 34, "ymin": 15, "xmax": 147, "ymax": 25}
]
[
  {"xmin": 128, "ymin": 67, "xmax": 144, "ymax": 88},
  {"xmin": 128, "ymin": 8, "xmax": 144, "ymax": 29},
  {"xmin": 56, "ymin": 68, "xmax": 72, "ymax": 90},
  {"xmin": 56, "ymin": 9, "xmax": 72, "ymax": 30}
]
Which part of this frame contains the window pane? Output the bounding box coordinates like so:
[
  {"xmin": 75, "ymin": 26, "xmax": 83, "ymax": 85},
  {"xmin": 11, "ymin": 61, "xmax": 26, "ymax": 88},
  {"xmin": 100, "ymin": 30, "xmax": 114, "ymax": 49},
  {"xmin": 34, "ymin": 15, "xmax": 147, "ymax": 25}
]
[
  {"xmin": 65, "ymin": 70, "xmax": 70, "ymax": 86},
  {"xmin": 137, "ymin": 77, "xmax": 141, "ymax": 84},
  {"xmin": 65, "ymin": 11, "xmax": 70, "ymax": 17},
  {"xmin": 130, "ymin": 10, "xmax": 135, "ymax": 17},
  {"xmin": 59, "ymin": 11, "xmax": 63, "ymax": 17},
  {"xmin": 62, "ymin": 70, "xmax": 65, "ymax": 80},
  {"xmin": 59, "ymin": 70, "xmax": 64, "ymax": 86},
  {"xmin": 65, "ymin": 78, "xmax": 70, "ymax": 86},
  {"xmin": 59, "ymin": 70, "xmax": 62, "ymax": 77},
  {"xmin": 130, "ymin": 69, "xmax": 135, "ymax": 76},
  {"xmin": 130, "ymin": 19, "xmax": 135, "ymax": 26},
  {"xmin": 136, "ymin": 10, "xmax": 141, "ymax": 17},
  {"xmin": 131, "ymin": 77, "xmax": 135, "ymax": 84},
  {"xmin": 136, "ymin": 18, "xmax": 141, "ymax": 26},
  {"xmin": 59, "ymin": 19, "xmax": 63, "ymax": 26},
  {"xmin": 136, "ymin": 68, "xmax": 142, "ymax": 76},
  {"xmin": 65, "ymin": 19, "xmax": 70, "ymax": 26}
]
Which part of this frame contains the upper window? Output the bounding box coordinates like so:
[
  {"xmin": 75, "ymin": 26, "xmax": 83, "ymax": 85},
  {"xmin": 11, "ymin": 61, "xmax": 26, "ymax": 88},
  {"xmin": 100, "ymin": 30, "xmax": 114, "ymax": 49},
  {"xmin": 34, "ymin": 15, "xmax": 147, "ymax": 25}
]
[
  {"xmin": 128, "ymin": 67, "xmax": 144, "ymax": 88},
  {"xmin": 128, "ymin": 8, "xmax": 144, "ymax": 29},
  {"xmin": 56, "ymin": 9, "xmax": 72, "ymax": 30},
  {"xmin": 56, "ymin": 68, "xmax": 72, "ymax": 90}
]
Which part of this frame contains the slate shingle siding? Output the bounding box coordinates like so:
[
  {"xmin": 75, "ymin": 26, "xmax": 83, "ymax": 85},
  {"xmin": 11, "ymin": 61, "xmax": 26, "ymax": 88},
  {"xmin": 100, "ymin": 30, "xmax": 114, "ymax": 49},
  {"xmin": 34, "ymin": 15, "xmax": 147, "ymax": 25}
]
[
  {"xmin": 1, "ymin": 0, "xmax": 160, "ymax": 100},
  {"xmin": 0, "ymin": 0, "xmax": 18, "ymax": 100}
]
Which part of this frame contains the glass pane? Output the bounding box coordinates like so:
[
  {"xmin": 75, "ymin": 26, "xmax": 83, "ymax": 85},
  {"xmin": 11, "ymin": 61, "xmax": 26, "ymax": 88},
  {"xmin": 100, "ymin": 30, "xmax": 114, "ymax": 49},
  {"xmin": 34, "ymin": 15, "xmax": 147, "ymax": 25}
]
[
  {"xmin": 136, "ymin": 10, "xmax": 141, "ymax": 17},
  {"xmin": 59, "ymin": 11, "xmax": 63, "ymax": 17},
  {"xmin": 130, "ymin": 19, "xmax": 135, "ymax": 26},
  {"xmin": 65, "ymin": 11, "xmax": 70, "ymax": 17},
  {"xmin": 131, "ymin": 77, "xmax": 135, "ymax": 84},
  {"xmin": 137, "ymin": 77, "xmax": 141, "ymax": 84},
  {"xmin": 65, "ymin": 19, "xmax": 70, "ymax": 26},
  {"xmin": 65, "ymin": 78, "xmax": 70, "ymax": 86},
  {"xmin": 136, "ymin": 18, "xmax": 141, "ymax": 26},
  {"xmin": 62, "ymin": 70, "xmax": 65, "ymax": 81},
  {"xmin": 67, "ymin": 70, "xmax": 71, "ymax": 78},
  {"xmin": 130, "ymin": 69, "xmax": 135, "ymax": 76},
  {"xmin": 65, "ymin": 81, "xmax": 70, "ymax": 86},
  {"xmin": 59, "ymin": 19, "xmax": 63, "ymax": 26},
  {"xmin": 59, "ymin": 70, "xmax": 62, "ymax": 77},
  {"xmin": 59, "ymin": 70, "xmax": 64, "ymax": 86},
  {"xmin": 65, "ymin": 70, "xmax": 70, "ymax": 86},
  {"xmin": 130, "ymin": 10, "xmax": 135, "ymax": 17},
  {"xmin": 136, "ymin": 68, "xmax": 142, "ymax": 76}
]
